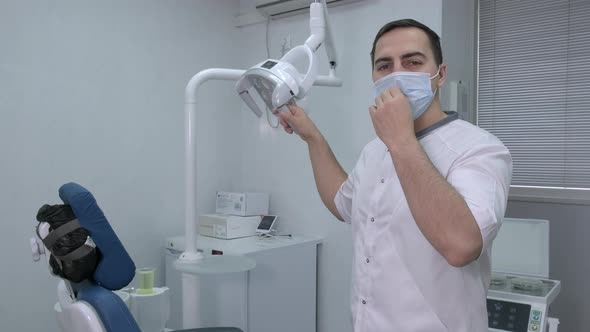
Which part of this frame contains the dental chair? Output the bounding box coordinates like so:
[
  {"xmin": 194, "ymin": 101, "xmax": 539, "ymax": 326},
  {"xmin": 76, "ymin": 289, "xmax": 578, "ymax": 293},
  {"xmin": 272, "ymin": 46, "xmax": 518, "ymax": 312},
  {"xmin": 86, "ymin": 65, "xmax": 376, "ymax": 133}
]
[{"xmin": 31, "ymin": 182, "xmax": 242, "ymax": 332}]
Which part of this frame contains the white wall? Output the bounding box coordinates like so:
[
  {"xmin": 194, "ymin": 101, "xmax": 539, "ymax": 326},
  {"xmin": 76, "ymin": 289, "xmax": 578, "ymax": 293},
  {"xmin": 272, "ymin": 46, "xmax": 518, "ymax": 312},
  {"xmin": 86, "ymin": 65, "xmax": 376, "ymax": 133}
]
[
  {"xmin": 235, "ymin": 1, "xmax": 442, "ymax": 331},
  {"xmin": 0, "ymin": 1, "xmax": 454, "ymax": 331},
  {"xmin": 0, "ymin": 0, "xmax": 241, "ymax": 330},
  {"xmin": 441, "ymin": 0, "xmax": 476, "ymax": 123}
]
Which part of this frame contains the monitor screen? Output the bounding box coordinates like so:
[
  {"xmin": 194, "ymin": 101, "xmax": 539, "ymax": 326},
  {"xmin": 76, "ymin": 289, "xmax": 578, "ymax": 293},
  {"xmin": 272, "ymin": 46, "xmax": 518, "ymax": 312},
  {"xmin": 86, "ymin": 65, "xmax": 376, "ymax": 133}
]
[{"xmin": 258, "ymin": 215, "xmax": 276, "ymax": 230}]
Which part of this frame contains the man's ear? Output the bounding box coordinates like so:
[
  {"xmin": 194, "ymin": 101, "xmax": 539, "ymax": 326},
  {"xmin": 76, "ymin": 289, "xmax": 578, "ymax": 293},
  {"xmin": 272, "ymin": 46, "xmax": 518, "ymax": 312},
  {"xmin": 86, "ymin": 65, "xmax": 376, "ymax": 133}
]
[{"xmin": 437, "ymin": 63, "xmax": 447, "ymax": 89}]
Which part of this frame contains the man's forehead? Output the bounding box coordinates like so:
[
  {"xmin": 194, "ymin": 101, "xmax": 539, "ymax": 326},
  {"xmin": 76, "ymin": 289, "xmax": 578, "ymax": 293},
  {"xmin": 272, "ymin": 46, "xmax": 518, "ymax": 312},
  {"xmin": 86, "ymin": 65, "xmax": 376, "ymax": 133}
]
[{"xmin": 374, "ymin": 27, "xmax": 432, "ymax": 59}]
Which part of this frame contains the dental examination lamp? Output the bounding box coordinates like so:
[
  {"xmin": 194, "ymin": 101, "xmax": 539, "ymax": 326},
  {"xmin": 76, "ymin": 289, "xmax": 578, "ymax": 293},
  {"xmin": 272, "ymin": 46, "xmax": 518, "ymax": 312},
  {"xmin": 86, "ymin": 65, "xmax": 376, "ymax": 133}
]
[
  {"xmin": 176, "ymin": 0, "xmax": 342, "ymax": 329},
  {"xmin": 236, "ymin": 0, "xmax": 340, "ymax": 117}
]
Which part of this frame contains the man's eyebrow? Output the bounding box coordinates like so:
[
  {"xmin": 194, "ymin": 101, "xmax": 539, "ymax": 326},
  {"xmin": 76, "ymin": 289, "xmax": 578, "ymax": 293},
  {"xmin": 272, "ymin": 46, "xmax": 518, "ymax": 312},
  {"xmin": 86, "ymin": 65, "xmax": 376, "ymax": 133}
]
[
  {"xmin": 401, "ymin": 51, "xmax": 426, "ymax": 59},
  {"xmin": 374, "ymin": 56, "xmax": 393, "ymax": 65},
  {"xmin": 374, "ymin": 52, "xmax": 426, "ymax": 66}
]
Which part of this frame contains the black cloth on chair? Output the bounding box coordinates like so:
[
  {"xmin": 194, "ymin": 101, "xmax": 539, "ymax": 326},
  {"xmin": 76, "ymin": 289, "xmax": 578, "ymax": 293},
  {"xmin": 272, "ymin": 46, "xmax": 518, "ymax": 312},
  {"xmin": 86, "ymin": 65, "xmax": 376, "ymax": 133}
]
[{"xmin": 36, "ymin": 204, "xmax": 98, "ymax": 282}]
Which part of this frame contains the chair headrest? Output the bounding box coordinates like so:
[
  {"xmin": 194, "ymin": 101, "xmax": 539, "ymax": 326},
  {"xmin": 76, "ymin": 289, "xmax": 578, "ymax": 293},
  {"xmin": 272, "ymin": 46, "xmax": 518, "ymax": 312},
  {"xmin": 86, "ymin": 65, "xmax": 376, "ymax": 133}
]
[{"xmin": 58, "ymin": 182, "xmax": 135, "ymax": 290}]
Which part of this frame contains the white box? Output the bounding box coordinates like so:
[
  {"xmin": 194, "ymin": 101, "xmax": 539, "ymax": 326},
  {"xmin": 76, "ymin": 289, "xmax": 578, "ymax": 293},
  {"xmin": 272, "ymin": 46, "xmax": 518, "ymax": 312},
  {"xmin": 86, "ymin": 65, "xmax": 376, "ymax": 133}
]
[
  {"xmin": 198, "ymin": 214, "xmax": 261, "ymax": 239},
  {"xmin": 215, "ymin": 191, "xmax": 269, "ymax": 216}
]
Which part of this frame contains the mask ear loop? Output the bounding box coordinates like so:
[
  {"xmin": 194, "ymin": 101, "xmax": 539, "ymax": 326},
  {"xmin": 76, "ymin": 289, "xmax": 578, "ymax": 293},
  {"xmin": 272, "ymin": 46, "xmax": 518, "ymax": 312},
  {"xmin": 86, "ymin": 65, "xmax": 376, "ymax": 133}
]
[
  {"xmin": 430, "ymin": 66, "xmax": 441, "ymax": 79},
  {"xmin": 430, "ymin": 66, "xmax": 442, "ymax": 96}
]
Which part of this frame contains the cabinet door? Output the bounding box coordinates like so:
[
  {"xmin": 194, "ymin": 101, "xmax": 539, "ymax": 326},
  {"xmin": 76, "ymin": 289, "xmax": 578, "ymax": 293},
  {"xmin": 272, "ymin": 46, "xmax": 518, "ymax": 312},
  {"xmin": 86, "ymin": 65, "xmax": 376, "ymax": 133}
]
[{"xmin": 248, "ymin": 244, "xmax": 318, "ymax": 332}]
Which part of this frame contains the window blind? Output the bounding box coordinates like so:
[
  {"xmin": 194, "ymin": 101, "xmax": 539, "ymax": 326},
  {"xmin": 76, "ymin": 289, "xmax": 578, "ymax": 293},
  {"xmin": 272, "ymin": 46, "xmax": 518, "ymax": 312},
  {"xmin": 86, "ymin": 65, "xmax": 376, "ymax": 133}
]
[{"xmin": 478, "ymin": 0, "xmax": 590, "ymax": 189}]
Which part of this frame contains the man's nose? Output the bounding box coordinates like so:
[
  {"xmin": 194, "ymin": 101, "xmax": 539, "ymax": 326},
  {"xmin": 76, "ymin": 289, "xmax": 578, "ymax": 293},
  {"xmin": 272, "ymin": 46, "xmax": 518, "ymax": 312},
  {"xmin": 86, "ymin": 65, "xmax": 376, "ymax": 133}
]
[{"xmin": 393, "ymin": 63, "xmax": 405, "ymax": 73}]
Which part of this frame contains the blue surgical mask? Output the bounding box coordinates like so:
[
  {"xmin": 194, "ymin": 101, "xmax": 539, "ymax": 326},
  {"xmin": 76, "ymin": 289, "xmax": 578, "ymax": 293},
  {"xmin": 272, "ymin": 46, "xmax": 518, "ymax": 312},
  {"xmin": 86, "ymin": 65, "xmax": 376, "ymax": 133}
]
[{"xmin": 373, "ymin": 68, "xmax": 440, "ymax": 119}]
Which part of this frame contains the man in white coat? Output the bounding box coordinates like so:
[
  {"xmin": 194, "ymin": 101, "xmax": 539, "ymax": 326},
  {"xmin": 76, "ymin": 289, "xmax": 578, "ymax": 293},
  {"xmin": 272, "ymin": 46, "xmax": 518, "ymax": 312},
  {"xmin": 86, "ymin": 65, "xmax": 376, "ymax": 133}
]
[{"xmin": 275, "ymin": 19, "xmax": 513, "ymax": 332}]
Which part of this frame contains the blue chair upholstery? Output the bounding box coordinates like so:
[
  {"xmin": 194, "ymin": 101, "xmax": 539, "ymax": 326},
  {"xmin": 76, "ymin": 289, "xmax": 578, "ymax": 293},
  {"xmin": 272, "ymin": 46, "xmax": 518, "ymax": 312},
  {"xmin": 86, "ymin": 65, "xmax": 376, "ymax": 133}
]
[
  {"xmin": 59, "ymin": 182, "xmax": 135, "ymax": 290},
  {"xmin": 58, "ymin": 182, "xmax": 140, "ymax": 332},
  {"xmin": 77, "ymin": 285, "xmax": 141, "ymax": 332}
]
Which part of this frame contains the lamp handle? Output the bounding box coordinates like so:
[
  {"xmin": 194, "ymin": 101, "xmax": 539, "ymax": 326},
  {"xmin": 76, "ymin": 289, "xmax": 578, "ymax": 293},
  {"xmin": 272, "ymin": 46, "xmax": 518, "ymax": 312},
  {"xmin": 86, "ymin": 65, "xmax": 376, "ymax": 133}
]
[{"xmin": 281, "ymin": 45, "xmax": 318, "ymax": 98}]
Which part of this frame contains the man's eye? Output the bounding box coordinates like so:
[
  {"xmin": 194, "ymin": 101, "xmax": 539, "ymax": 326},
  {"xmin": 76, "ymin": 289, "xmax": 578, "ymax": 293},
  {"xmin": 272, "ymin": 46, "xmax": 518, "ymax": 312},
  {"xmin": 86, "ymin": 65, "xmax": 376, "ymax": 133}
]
[{"xmin": 377, "ymin": 63, "xmax": 391, "ymax": 71}]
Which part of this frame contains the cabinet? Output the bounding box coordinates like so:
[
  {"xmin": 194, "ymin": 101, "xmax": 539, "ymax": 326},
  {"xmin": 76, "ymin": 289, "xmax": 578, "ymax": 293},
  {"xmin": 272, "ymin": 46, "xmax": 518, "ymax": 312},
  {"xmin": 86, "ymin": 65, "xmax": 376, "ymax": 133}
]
[{"xmin": 164, "ymin": 235, "xmax": 322, "ymax": 332}]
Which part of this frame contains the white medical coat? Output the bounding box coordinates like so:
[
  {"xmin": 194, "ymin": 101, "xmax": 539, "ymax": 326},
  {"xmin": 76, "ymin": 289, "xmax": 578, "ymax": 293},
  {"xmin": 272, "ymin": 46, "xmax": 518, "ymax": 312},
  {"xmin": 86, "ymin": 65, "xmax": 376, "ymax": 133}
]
[{"xmin": 334, "ymin": 117, "xmax": 512, "ymax": 332}]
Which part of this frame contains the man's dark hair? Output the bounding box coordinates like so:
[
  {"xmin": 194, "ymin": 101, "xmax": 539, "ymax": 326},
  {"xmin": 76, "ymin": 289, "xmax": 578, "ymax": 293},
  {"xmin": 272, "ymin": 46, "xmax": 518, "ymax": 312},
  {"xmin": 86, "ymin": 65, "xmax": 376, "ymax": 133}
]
[{"xmin": 370, "ymin": 19, "xmax": 443, "ymax": 68}]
